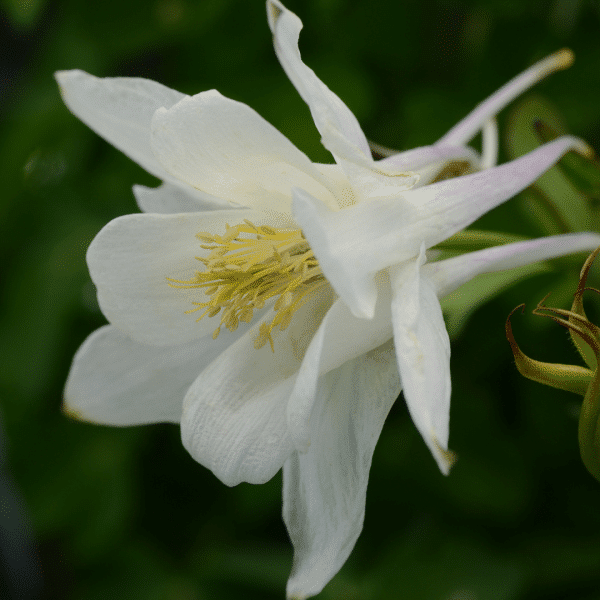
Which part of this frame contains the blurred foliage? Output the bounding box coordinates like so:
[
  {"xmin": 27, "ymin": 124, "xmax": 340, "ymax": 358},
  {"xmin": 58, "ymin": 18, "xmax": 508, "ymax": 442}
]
[
  {"xmin": 1, "ymin": 0, "xmax": 600, "ymax": 598},
  {"xmin": 505, "ymin": 95, "xmax": 598, "ymax": 234}
]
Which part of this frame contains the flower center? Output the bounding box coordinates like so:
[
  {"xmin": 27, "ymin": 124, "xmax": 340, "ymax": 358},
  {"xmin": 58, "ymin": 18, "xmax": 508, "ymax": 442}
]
[{"xmin": 168, "ymin": 220, "xmax": 328, "ymax": 351}]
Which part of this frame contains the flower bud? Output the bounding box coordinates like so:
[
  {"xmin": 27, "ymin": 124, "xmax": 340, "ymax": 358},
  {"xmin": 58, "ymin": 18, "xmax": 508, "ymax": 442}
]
[{"xmin": 506, "ymin": 246, "xmax": 600, "ymax": 482}]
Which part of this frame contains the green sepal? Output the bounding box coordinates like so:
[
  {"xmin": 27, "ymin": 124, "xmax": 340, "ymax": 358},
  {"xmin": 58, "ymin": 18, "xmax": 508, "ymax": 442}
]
[
  {"xmin": 568, "ymin": 246, "xmax": 600, "ymax": 370},
  {"xmin": 525, "ymin": 269, "xmax": 600, "ymax": 483},
  {"xmin": 506, "ymin": 306, "xmax": 594, "ymax": 395}
]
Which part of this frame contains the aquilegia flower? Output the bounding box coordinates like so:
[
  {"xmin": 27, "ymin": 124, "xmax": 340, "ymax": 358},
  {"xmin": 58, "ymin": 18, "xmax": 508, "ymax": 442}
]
[{"xmin": 59, "ymin": 1, "xmax": 599, "ymax": 597}]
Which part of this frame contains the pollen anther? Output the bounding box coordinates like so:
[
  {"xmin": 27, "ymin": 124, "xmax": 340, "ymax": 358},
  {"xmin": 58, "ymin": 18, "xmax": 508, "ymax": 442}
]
[{"xmin": 168, "ymin": 221, "xmax": 327, "ymax": 351}]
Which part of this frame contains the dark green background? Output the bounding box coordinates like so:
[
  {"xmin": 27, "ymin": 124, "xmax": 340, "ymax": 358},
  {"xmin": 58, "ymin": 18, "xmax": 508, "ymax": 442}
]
[{"xmin": 1, "ymin": 0, "xmax": 600, "ymax": 598}]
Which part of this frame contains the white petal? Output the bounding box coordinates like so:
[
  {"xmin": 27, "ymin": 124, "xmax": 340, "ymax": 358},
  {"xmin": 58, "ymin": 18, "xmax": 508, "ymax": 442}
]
[
  {"xmin": 424, "ymin": 232, "xmax": 600, "ymax": 299},
  {"xmin": 133, "ymin": 182, "xmax": 232, "ymax": 214},
  {"xmin": 390, "ymin": 247, "xmax": 453, "ymax": 474},
  {"xmin": 87, "ymin": 209, "xmax": 284, "ymax": 347},
  {"xmin": 64, "ymin": 325, "xmax": 237, "ymax": 425},
  {"xmin": 480, "ymin": 117, "xmax": 499, "ymax": 169},
  {"xmin": 181, "ymin": 288, "xmax": 332, "ymax": 487},
  {"xmin": 438, "ymin": 49, "xmax": 575, "ymax": 146},
  {"xmin": 295, "ymin": 136, "xmax": 588, "ymax": 319},
  {"xmin": 291, "ymin": 186, "xmax": 396, "ymax": 319},
  {"xmin": 150, "ymin": 90, "xmax": 338, "ymax": 216},
  {"xmin": 371, "ymin": 121, "xmax": 495, "ymax": 188},
  {"xmin": 267, "ymin": 0, "xmax": 371, "ymax": 163},
  {"xmin": 283, "ymin": 341, "xmax": 400, "ymax": 599},
  {"xmin": 55, "ymin": 70, "xmax": 185, "ymax": 181},
  {"xmin": 287, "ymin": 273, "xmax": 394, "ymax": 452},
  {"xmin": 319, "ymin": 122, "xmax": 420, "ymax": 200},
  {"xmin": 313, "ymin": 163, "xmax": 357, "ymax": 209}
]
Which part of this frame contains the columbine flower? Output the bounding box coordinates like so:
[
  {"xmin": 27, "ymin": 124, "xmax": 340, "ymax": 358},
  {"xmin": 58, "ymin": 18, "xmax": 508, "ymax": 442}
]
[{"xmin": 59, "ymin": 1, "xmax": 599, "ymax": 597}]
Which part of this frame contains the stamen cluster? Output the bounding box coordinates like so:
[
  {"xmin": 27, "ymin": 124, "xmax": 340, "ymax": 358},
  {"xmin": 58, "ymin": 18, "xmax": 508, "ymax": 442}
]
[{"xmin": 168, "ymin": 221, "xmax": 328, "ymax": 351}]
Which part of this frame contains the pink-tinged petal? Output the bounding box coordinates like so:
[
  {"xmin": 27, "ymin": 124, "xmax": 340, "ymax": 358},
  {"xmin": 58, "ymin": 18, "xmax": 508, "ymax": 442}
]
[
  {"xmin": 390, "ymin": 247, "xmax": 453, "ymax": 474},
  {"xmin": 181, "ymin": 288, "xmax": 333, "ymax": 487},
  {"xmin": 150, "ymin": 90, "xmax": 337, "ymax": 217},
  {"xmin": 371, "ymin": 118, "xmax": 496, "ymax": 187},
  {"xmin": 376, "ymin": 143, "xmax": 479, "ymax": 175},
  {"xmin": 133, "ymin": 183, "xmax": 232, "ymax": 214},
  {"xmin": 372, "ymin": 144, "xmax": 478, "ymax": 191},
  {"xmin": 87, "ymin": 209, "xmax": 285, "ymax": 347},
  {"xmin": 403, "ymin": 136, "xmax": 592, "ymax": 233},
  {"xmin": 294, "ymin": 136, "xmax": 589, "ymax": 319},
  {"xmin": 286, "ymin": 272, "xmax": 394, "ymax": 452},
  {"xmin": 283, "ymin": 341, "xmax": 400, "ymax": 599},
  {"xmin": 267, "ymin": 0, "xmax": 371, "ymax": 163},
  {"xmin": 55, "ymin": 70, "xmax": 185, "ymax": 182},
  {"xmin": 438, "ymin": 49, "xmax": 574, "ymax": 146},
  {"xmin": 424, "ymin": 232, "xmax": 600, "ymax": 299},
  {"xmin": 64, "ymin": 325, "xmax": 238, "ymax": 426}
]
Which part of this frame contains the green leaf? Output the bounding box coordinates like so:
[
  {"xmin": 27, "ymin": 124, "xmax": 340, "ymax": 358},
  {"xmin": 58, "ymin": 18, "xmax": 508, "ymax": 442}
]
[
  {"xmin": 505, "ymin": 96, "xmax": 593, "ymax": 233},
  {"xmin": 534, "ymin": 119, "xmax": 600, "ymax": 202},
  {"xmin": 435, "ymin": 229, "xmax": 527, "ymax": 252},
  {"xmin": 0, "ymin": 0, "xmax": 46, "ymax": 28},
  {"xmin": 440, "ymin": 263, "xmax": 551, "ymax": 338}
]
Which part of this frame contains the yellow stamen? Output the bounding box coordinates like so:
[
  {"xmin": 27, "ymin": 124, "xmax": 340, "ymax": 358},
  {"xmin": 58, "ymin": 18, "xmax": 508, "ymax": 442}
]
[
  {"xmin": 551, "ymin": 48, "xmax": 574, "ymax": 71},
  {"xmin": 168, "ymin": 221, "xmax": 328, "ymax": 351}
]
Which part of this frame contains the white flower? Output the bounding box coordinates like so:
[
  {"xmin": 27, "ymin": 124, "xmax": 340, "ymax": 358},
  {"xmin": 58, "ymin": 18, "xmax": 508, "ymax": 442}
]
[{"xmin": 58, "ymin": 1, "xmax": 599, "ymax": 597}]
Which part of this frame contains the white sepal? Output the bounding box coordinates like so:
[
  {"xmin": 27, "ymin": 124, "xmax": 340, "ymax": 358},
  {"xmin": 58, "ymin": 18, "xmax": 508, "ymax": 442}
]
[
  {"xmin": 390, "ymin": 246, "xmax": 452, "ymax": 474},
  {"xmin": 55, "ymin": 69, "xmax": 185, "ymax": 181},
  {"xmin": 64, "ymin": 325, "xmax": 235, "ymax": 425},
  {"xmin": 134, "ymin": 182, "xmax": 231, "ymax": 214},
  {"xmin": 181, "ymin": 290, "xmax": 330, "ymax": 486},
  {"xmin": 86, "ymin": 209, "xmax": 279, "ymax": 346},
  {"xmin": 283, "ymin": 341, "xmax": 400, "ymax": 599},
  {"xmin": 150, "ymin": 89, "xmax": 337, "ymax": 216}
]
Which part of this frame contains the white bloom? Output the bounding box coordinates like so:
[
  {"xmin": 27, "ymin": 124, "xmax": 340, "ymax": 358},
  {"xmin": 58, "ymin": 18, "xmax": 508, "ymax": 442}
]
[{"xmin": 58, "ymin": 1, "xmax": 599, "ymax": 597}]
